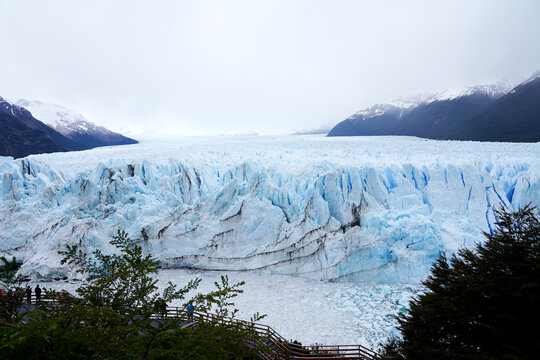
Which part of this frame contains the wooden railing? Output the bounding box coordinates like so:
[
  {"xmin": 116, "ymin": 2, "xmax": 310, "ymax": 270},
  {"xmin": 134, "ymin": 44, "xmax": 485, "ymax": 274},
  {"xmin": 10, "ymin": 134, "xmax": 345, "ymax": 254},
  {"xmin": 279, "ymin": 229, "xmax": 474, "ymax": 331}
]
[
  {"xmin": 157, "ymin": 306, "xmax": 379, "ymax": 360},
  {"xmin": 1, "ymin": 294, "xmax": 379, "ymax": 360}
]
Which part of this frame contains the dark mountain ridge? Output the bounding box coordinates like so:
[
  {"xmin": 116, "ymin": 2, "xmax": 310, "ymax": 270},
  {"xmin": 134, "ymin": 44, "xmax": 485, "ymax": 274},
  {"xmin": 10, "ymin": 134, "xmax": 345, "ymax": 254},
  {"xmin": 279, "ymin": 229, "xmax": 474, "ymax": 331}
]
[
  {"xmin": 1, "ymin": 96, "xmax": 138, "ymax": 159},
  {"xmin": 328, "ymin": 74, "xmax": 540, "ymax": 142},
  {"xmin": 0, "ymin": 97, "xmax": 86, "ymax": 151},
  {"xmin": 0, "ymin": 111, "xmax": 66, "ymax": 158},
  {"xmin": 453, "ymin": 77, "xmax": 540, "ymax": 142},
  {"xmin": 16, "ymin": 99, "xmax": 138, "ymax": 149}
]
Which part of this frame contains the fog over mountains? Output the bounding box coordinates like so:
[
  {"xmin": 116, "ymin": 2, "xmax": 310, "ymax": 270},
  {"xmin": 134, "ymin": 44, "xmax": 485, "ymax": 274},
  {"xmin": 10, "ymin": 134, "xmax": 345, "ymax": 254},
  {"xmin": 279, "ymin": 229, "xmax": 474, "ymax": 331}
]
[{"xmin": 328, "ymin": 72, "xmax": 540, "ymax": 142}]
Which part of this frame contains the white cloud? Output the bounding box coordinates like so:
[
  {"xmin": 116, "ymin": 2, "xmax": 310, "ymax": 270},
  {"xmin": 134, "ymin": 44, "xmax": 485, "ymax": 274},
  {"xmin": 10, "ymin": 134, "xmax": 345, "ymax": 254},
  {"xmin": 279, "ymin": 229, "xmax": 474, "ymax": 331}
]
[{"xmin": 1, "ymin": 0, "xmax": 539, "ymax": 135}]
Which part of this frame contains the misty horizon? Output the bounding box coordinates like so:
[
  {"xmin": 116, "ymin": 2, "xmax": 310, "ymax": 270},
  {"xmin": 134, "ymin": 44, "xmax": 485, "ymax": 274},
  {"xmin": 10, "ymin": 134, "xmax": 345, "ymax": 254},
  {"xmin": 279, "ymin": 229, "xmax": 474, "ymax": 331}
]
[{"xmin": 1, "ymin": 0, "xmax": 539, "ymax": 136}]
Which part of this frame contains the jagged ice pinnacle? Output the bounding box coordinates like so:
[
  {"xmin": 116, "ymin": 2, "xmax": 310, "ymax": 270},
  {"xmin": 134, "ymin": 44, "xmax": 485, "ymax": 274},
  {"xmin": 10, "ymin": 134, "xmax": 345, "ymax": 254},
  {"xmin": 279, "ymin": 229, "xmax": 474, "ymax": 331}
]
[{"xmin": 0, "ymin": 135, "xmax": 538, "ymax": 283}]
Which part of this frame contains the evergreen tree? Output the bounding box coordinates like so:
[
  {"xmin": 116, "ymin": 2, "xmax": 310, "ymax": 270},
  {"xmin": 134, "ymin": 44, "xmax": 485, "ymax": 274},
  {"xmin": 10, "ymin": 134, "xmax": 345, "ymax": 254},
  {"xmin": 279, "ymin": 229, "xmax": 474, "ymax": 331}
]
[
  {"xmin": 0, "ymin": 256, "xmax": 26, "ymax": 320},
  {"xmin": 381, "ymin": 205, "xmax": 540, "ymax": 360}
]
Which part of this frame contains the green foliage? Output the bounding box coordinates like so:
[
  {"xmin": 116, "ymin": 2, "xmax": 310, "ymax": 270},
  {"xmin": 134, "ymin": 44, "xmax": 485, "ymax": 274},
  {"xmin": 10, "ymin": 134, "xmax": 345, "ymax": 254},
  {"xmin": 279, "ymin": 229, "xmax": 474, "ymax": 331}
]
[
  {"xmin": 382, "ymin": 205, "xmax": 540, "ymax": 360},
  {"xmin": 0, "ymin": 230, "xmax": 262, "ymax": 359},
  {"xmin": 0, "ymin": 256, "xmax": 26, "ymax": 321},
  {"xmin": 192, "ymin": 275, "xmax": 244, "ymax": 318},
  {"xmin": 0, "ymin": 256, "xmax": 23, "ymax": 289}
]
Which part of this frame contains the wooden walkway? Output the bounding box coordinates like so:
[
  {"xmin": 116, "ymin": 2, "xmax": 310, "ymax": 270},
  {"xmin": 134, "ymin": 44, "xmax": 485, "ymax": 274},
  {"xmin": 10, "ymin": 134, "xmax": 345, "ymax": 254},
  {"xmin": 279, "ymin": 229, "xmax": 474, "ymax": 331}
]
[
  {"xmin": 2, "ymin": 294, "xmax": 379, "ymax": 360},
  {"xmin": 155, "ymin": 306, "xmax": 379, "ymax": 359}
]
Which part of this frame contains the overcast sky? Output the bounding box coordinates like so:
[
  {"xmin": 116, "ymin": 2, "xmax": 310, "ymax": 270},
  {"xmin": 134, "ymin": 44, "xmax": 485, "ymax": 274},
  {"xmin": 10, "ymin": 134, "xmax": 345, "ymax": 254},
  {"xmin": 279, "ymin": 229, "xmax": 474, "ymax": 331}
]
[{"xmin": 1, "ymin": 0, "xmax": 539, "ymax": 136}]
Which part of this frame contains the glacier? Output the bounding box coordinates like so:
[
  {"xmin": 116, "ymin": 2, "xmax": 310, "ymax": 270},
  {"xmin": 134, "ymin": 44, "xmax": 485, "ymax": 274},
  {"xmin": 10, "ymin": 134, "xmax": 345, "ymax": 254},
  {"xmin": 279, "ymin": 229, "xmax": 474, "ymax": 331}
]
[{"xmin": 0, "ymin": 135, "xmax": 538, "ymax": 283}]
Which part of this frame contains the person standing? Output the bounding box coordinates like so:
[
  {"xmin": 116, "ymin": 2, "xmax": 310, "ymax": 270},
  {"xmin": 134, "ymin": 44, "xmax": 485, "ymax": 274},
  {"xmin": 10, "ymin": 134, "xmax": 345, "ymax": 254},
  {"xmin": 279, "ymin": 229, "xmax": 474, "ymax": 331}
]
[
  {"xmin": 26, "ymin": 286, "xmax": 32, "ymax": 304},
  {"xmin": 186, "ymin": 303, "xmax": 194, "ymax": 320},
  {"xmin": 35, "ymin": 284, "xmax": 41, "ymax": 302},
  {"xmin": 160, "ymin": 300, "xmax": 167, "ymax": 319},
  {"xmin": 154, "ymin": 299, "xmax": 160, "ymax": 318}
]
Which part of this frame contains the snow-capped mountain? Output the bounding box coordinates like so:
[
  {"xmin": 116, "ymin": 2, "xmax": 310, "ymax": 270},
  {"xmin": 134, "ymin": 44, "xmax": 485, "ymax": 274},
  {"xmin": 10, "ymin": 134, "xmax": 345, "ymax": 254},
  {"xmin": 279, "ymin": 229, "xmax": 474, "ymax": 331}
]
[
  {"xmin": 352, "ymin": 103, "xmax": 406, "ymax": 121},
  {"xmin": 0, "ymin": 108, "xmax": 66, "ymax": 158},
  {"xmin": 16, "ymin": 99, "xmax": 138, "ymax": 149},
  {"xmin": 425, "ymin": 81, "xmax": 512, "ymax": 103},
  {"xmin": 327, "ymin": 75, "xmax": 540, "ymax": 142},
  {"xmin": 341, "ymin": 82, "xmax": 511, "ymax": 124},
  {"xmin": 0, "ymin": 96, "xmax": 85, "ymax": 157},
  {"xmin": 0, "ymin": 136, "xmax": 538, "ymax": 283},
  {"xmin": 0, "ymin": 97, "xmax": 138, "ymax": 158},
  {"xmin": 456, "ymin": 75, "xmax": 540, "ymax": 142}
]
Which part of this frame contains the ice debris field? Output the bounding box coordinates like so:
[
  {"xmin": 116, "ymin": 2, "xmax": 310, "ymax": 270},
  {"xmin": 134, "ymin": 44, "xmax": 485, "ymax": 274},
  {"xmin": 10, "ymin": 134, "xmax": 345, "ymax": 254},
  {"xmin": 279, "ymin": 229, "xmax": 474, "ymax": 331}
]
[
  {"xmin": 0, "ymin": 135, "xmax": 538, "ymax": 346},
  {"xmin": 41, "ymin": 269, "xmax": 421, "ymax": 349}
]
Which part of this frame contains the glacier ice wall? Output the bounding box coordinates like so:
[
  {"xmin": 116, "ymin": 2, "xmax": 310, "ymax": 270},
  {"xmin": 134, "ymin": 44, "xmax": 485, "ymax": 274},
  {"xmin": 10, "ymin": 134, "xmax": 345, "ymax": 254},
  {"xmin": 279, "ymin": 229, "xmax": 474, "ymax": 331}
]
[{"xmin": 0, "ymin": 136, "xmax": 538, "ymax": 283}]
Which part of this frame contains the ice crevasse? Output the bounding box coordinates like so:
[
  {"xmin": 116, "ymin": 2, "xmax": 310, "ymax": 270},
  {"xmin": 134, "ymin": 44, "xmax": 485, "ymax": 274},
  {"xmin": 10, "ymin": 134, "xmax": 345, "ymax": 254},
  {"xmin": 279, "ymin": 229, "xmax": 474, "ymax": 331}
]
[{"xmin": 0, "ymin": 137, "xmax": 538, "ymax": 283}]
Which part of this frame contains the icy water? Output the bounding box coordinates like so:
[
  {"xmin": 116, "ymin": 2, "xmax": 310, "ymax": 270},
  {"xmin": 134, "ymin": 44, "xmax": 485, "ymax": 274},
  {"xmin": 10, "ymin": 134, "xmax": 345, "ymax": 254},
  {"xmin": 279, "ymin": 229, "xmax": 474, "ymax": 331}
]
[{"xmin": 39, "ymin": 269, "xmax": 421, "ymax": 349}]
